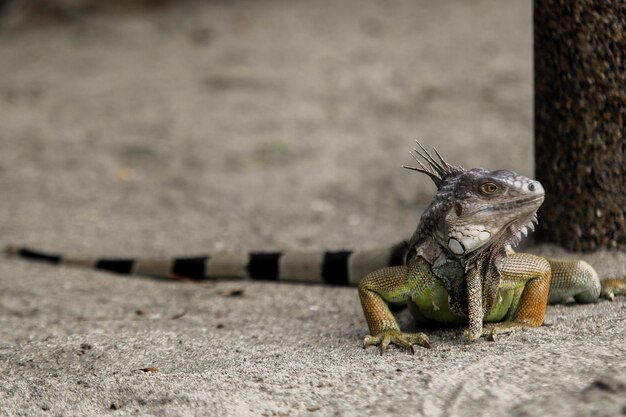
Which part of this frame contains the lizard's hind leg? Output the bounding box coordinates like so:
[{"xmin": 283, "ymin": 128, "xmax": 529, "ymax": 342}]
[
  {"xmin": 547, "ymin": 259, "xmax": 603, "ymax": 303},
  {"xmin": 546, "ymin": 258, "xmax": 625, "ymax": 302},
  {"xmin": 600, "ymin": 278, "xmax": 626, "ymax": 301}
]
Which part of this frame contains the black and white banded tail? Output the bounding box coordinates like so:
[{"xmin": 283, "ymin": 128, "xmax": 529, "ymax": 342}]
[{"xmin": 5, "ymin": 243, "xmax": 408, "ymax": 286}]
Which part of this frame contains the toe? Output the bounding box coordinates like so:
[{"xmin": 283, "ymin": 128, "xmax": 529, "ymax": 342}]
[
  {"xmin": 394, "ymin": 336, "xmax": 414, "ymax": 353},
  {"xmin": 363, "ymin": 335, "xmax": 380, "ymax": 348},
  {"xmin": 380, "ymin": 335, "xmax": 392, "ymax": 355},
  {"xmin": 410, "ymin": 333, "xmax": 431, "ymax": 349}
]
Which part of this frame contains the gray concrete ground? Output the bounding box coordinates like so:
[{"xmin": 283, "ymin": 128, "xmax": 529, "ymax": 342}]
[{"xmin": 1, "ymin": 1, "xmax": 625, "ymax": 416}]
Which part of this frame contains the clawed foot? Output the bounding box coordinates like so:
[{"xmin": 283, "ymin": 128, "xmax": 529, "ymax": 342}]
[
  {"xmin": 600, "ymin": 278, "xmax": 626, "ymax": 301},
  {"xmin": 479, "ymin": 322, "xmax": 532, "ymax": 342},
  {"xmin": 363, "ymin": 329, "xmax": 430, "ymax": 354}
]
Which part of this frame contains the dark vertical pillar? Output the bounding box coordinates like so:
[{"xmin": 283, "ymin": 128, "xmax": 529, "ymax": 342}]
[{"xmin": 534, "ymin": 0, "xmax": 625, "ymax": 252}]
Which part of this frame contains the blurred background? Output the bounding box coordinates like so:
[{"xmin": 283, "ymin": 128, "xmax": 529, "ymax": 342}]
[{"xmin": 0, "ymin": 0, "xmax": 532, "ymax": 255}]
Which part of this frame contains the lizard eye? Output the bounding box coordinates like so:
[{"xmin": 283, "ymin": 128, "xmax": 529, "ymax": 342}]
[{"xmin": 480, "ymin": 182, "xmax": 499, "ymax": 195}]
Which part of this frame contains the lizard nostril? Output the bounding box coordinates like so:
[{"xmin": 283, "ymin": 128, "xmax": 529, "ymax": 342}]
[{"xmin": 528, "ymin": 183, "xmax": 536, "ymax": 192}]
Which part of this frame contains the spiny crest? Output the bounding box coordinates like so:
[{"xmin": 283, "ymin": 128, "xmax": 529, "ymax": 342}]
[{"xmin": 402, "ymin": 141, "xmax": 465, "ymax": 187}]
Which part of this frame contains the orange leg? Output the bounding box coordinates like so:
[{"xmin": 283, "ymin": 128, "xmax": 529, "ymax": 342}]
[
  {"xmin": 358, "ymin": 261, "xmax": 432, "ymax": 353},
  {"xmin": 483, "ymin": 253, "xmax": 551, "ymax": 338}
]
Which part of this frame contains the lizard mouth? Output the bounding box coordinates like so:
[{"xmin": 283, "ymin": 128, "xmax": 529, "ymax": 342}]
[
  {"xmin": 465, "ymin": 195, "xmax": 544, "ymax": 217},
  {"xmin": 490, "ymin": 195, "xmax": 545, "ymax": 212}
]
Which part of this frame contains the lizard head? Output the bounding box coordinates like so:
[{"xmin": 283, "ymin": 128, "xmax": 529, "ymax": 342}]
[
  {"xmin": 441, "ymin": 168, "xmax": 544, "ymax": 256},
  {"xmin": 404, "ymin": 142, "xmax": 544, "ymax": 258}
]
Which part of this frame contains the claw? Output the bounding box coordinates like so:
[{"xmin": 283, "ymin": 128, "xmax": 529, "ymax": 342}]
[
  {"xmin": 380, "ymin": 335, "xmax": 391, "ymax": 355},
  {"xmin": 481, "ymin": 322, "xmax": 527, "ymax": 341},
  {"xmin": 363, "ymin": 330, "xmax": 430, "ymax": 354}
]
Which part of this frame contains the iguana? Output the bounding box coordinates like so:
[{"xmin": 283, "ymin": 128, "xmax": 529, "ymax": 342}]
[{"xmin": 5, "ymin": 144, "xmax": 625, "ymax": 353}]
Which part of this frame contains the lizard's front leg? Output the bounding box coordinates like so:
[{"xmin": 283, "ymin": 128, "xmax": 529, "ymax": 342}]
[
  {"xmin": 482, "ymin": 253, "xmax": 551, "ymax": 339},
  {"xmin": 358, "ymin": 259, "xmax": 432, "ymax": 354}
]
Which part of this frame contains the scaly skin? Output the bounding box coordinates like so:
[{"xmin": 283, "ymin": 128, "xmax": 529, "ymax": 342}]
[{"xmin": 360, "ymin": 144, "xmax": 626, "ymax": 353}]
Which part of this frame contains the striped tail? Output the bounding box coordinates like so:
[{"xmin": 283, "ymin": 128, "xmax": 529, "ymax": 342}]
[{"xmin": 4, "ymin": 242, "xmax": 408, "ymax": 286}]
